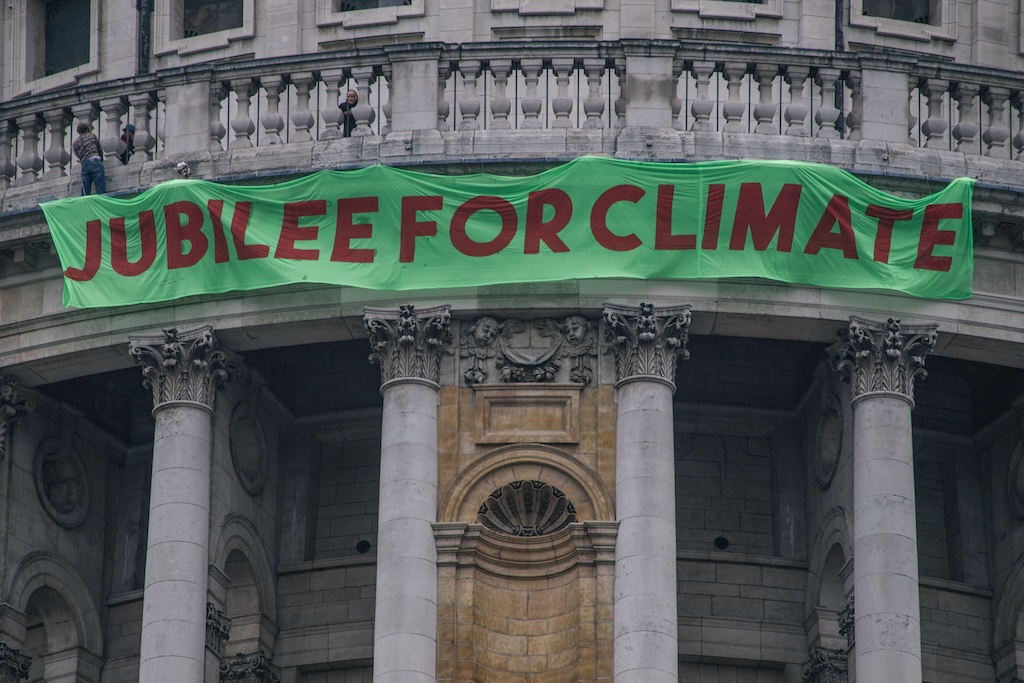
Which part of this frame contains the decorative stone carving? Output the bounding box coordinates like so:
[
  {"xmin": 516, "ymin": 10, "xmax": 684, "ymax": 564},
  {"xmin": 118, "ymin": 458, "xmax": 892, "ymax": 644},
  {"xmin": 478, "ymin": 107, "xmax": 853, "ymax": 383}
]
[
  {"xmin": 364, "ymin": 304, "xmax": 452, "ymax": 385},
  {"xmin": 837, "ymin": 594, "xmax": 854, "ymax": 646},
  {"xmin": 0, "ymin": 376, "xmax": 34, "ymax": 462},
  {"xmin": 602, "ymin": 302, "xmax": 691, "ymax": 385},
  {"xmin": 831, "ymin": 317, "xmax": 937, "ymax": 401},
  {"xmin": 459, "ymin": 315, "xmax": 598, "ymax": 385},
  {"xmin": 814, "ymin": 395, "xmax": 843, "ymax": 489},
  {"xmin": 801, "ymin": 647, "xmax": 848, "ymax": 683},
  {"xmin": 229, "ymin": 380, "xmax": 267, "ymax": 496},
  {"xmin": 0, "ymin": 641, "xmax": 31, "ymax": 682},
  {"xmin": 34, "ymin": 439, "xmax": 89, "ymax": 528},
  {"xmin": 206, "ymin": 602, "xmax": 232, "ymax": 656},
  {"xmin": 129, "ymin": 327, "xmax": 233, "ymax": 411},
  {"xmin": 477, "ymin": 480, "xmax": 577, "ymax": 536},
  {"xmin": 219, "ymin": 651, "xmax": 281, "ymax": 683}
]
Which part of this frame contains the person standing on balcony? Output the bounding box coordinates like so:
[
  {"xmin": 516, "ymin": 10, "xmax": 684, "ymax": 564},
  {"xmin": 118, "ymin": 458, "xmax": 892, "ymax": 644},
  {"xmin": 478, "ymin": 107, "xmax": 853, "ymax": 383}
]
[
  {"xmin": 72, "ymin": 123, "xmax": 106, "ymax": 196},
  {"xmin": 340, "ymin": 89, "xmax": 358, "ymax": 137}
]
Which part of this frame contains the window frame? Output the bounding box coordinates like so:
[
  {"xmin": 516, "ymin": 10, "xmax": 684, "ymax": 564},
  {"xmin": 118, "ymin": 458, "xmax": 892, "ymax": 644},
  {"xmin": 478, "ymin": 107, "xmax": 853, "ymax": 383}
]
[
  {"xmin": 849, "ymin": 0, "xmax": 955, "ymax": 43},
  {"xmin": 316, "ymin": 0, "xmax": 425, "ymax": 29},
  {"xmin": 153, "ymin": 0, "xmax": 255, "ymax": 57},
  {"xmin": 5, "ymin": 0, "xmax": 99, "ymax": 97}
]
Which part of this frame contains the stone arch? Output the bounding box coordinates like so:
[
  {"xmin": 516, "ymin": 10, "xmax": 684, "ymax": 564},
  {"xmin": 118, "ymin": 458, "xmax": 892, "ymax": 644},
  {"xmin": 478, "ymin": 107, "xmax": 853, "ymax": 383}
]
[
  {"xmin": 805, "ymin": 507, "xmax": 852, "ymax": 615},
  {"xmin": 210, "ymin": 515, "xmax": 277, "ymax": 656},
  {"xmin": 439, "ymin": 443, "xmax": 614, "ymax": 524},
  {"xmin": 804, "ymin": 507, "xmax": 852, "ymax": 656}
]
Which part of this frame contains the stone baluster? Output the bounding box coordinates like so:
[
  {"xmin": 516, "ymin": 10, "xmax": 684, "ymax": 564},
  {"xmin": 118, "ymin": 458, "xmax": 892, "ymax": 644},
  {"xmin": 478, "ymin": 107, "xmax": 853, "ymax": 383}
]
[
  {"xmin": 690, "ymin": 61, "xmax": 715, "ymax": 132},
  {"xmin": 364, "ymin": 305, "xmax": 452, "ymax": 683},
  {"xmin": 920, "ymin": 78, "xmax": 949, "ymax": 149},
  {"xmin": 289, "ymin": 72, "xmax": 317, "ymax": 142},
  {"xmin": 129, "ymin": 326, "xmax": 234, "ymax": 683},
  {"xmin": 156, "ymin": 90, "xmax": 168, "ymax": 153},
  {"xmin": 832, "ymin": 316, "xmax": 937, "ymax": 683},
  {"xmin": 489, "ymin": 60, "xmax": 513, "ymax": 129},
  {"xmin": 613, "ymin": 58, "xmax": 627, "ymax": 128},
  {"xmin": 437, "ymin": 63, "xmax": 451, "ymax": 132},
  {"xmin": 42, "ymin": 107, "xmax": 72, "ymax": 179},
  {"xmin": 583, "ymin": 58, "xmax": 607, "ymax": 130},
  {"xmin": 670, "ymin": 57, "xmax": 684, "ymax": 131},
  {"xmin": 983, "ymin": 86, "xmax": 1011, "ymax": 157},
  {"xmin": 784, "ymin": 66, "xmax": 810, "ymax": 136},
  {"xmin": 129, "ymin": 92, "xmax": 158, "ymax": 162},
  {"xmin": 350, "ymin": 67, "xmax": 377, "ymax": 136},
  {"xmin": 320, "ymin": 69, "xmax": 345, "ymax": 139},
  {"xmin": 99, "ymin": 97, "xmax": 128, "ymax": 160},
  {"xmin": 752, "ymin": 63, "xmax": 778, "ymax": 135},
  {"xmin": 551, "ymin": 58, "xmax": 575, "ymax": 128},
  {"xmin": 951, "ymin": 82, "xmax": 980, "ymax": 154},
  {"xmin": 457, "ymin": 59, "xmax": 483, "ymax": 131},
  {"xmin": 521, "ymin": 59, "xmax": 545, "ymax": 129},
  {"xmin": 380, "ymin": 64, "xmax": 393, "ymax": 136},
  {"xmin": 0, "ymin": 376, "xmax": 35, "ymax": 462},
  {"xmin": 907, "ymin": 75, "xmax": 920, "ymax": 146},
  {"xmin": 14, "ymin": 114, "xmax": 44, "ymax": 184},
  {"xmin": 259, "ymin": 75, "xmax": 287, "ymax": 145},
  {"xmin": 845, "ymin": 70, "xmax": 863, "ymax": 142},
  {"xmin": 0, "ymin": 121, "xmax": 16, "ymax": 189},
  {"xmin": 722, "ymin": 62, "xmax": 748, "ymax": 132},
  {"xmin": 1013, "ymin": 92, "xmax": 1024, "ymax": 160},
  {"xmin": 814, "ymin": 68, "xmax": 841, "ymax": 138},
  {"xmin": 604, "ymin": 301, "xmax": 691, "ymax": 683},
  {"xmin": 210, "ymin": 83, "xmax": 228, "ymax": 152},
  {"xmin": 228, "ymin": 78, "xmax": 257, "ymax": 148}
]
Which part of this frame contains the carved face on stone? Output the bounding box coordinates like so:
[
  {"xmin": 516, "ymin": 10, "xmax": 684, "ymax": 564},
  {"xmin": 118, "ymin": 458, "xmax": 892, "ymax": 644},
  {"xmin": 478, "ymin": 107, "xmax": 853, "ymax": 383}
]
[
  {"xmin": 470, "ymin": 317, "xmax": 499, "ymax": 346},
  {"xmin": 564, "ymin": 315, "xmax": 590, "ymax": 346}
]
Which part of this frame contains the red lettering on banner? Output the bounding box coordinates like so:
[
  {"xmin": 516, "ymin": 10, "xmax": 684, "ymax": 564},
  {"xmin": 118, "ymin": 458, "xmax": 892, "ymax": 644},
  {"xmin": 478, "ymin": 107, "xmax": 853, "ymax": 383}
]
[
  {"xmin": 524, "ymin": 189, "xmax": 571, "ymax": 254},
  {"xmin": 451, "ymin": 196, "xmax": 518, "ymax": 257},
  {"xmin": 804, "ymin": 195, "xmax": 858, "ymax": 259},
  {"xmin": 166, "ymin": 201, "xmax": 208, "ymax": 269},
  {"xmin": 111, "ymin": 212, "xmax": 157, "ymax": 277},
  {"xmin": 655, "ymin": 185, "xmax": 696, "ymax": 250},
  {"xmin": 210, "ymin": 201, "xmax": 268, "ymax": 263},
  {"xmin": 331, "ymin": 197, "xmax": 378, "ymax": 263},
  {"xmin": 275, "ymin": 200, "xmax": 327, "ymax": 260},
  {"xmin": 729, "ymin": 183, "xmax": 802, "ymax": 252},
  {"xmin": 702, "ymin": 184, "xmax": 726, "ymax": 250},
  {"xmin": 64, "ymin": 219, "xmax": 103, "ymax": 281},
  {"xmin": 915, "ymin": 203, "xmax": 962, "ymax": 272},
  {"xmin": 401, "ymin": 196, "xmax": 442, "ymax": 263},
  {"xmin": 866, "ymin": 206, "xmax": 914, "ymax": 265},
  {"xmin": 591, "ymin": 185, "xmax": 644, "ymax": 251}
]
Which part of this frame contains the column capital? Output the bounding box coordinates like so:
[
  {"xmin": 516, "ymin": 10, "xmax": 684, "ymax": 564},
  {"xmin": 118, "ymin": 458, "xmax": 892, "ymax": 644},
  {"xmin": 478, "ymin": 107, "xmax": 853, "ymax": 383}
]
[
  {"xmin": 602, "ymin": 301, "xmax": 691, "ymax": 388},
  {"xmin": 0, "ymin": 641, "xmax": 32, "ymax": 680},
  {"xmin": 364, "ymin": 304, "xmax": 452, "ymax": 387},
  {"xmin": 128, "ymin": 326, "xmax": 234, "ymax": 413},
  {"xmin": 205, "ymin": 602, "xmax": 231, "ymax": 656},
  {"xmin": 831, "ymin": 316, "xmax": 937, "ymax": 402},
  {"xmin": 0, "ymin": 376, "xmax": 35, "ymax": 462}
]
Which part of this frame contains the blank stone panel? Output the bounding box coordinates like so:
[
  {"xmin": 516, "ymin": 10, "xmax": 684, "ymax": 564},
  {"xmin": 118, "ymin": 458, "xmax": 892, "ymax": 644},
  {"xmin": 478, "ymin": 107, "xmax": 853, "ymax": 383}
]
[{"xmin": 314, "ymin": 438, "xmax": 381, "ymax": 560}]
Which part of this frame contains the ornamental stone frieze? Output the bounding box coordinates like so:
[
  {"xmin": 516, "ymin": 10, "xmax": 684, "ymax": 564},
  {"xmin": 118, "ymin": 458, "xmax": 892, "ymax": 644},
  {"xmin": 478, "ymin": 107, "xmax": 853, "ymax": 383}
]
[
  {"xmin": 602, "ymin": 302, "xmax": 691, "ymax": 386},
  {"xmin": 364, "ymin": 304, "xmax": 452, "ymax": 386},
  {"xmin": 459, "ymin": 314, "xmax": 598, "ymax": 385},
  {"xmin": 206, "ymin": 602, "xmax": 232, "ymax": 656},
  {"xmin": 831, "ymin": 317, "xmax": 937, "ymax": 402},
  {"xmin": 0, "ymin": 641, "xmax": 30, "ymax": 683},
  {"xmin": 128, "ymin": 326, "xmax": 234, "ymax": 411},
  {"xmin": 219, "ymin": 651, "xmax": 281, "ymax": 683},
  {"xmin": 0, "ymin": 376, "xmax": 34, "ymax": 462}
]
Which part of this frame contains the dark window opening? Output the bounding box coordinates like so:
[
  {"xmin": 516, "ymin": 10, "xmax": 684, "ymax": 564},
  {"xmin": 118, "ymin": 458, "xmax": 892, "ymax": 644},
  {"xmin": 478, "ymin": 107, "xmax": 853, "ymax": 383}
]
[
  {"xmin": 863, "ymin": 0, "xmax": 931, "ymax": 24},
  {"xmin": 336, "ymin": 0, "xmax": 410, "ymax": 13},
  {"xmin": 44, "ymin": 0, "xmax": 90, "ymax": 76},
  {"xmin": 183, "ymin": 0, "xmax": 243, "ymax": 38}
]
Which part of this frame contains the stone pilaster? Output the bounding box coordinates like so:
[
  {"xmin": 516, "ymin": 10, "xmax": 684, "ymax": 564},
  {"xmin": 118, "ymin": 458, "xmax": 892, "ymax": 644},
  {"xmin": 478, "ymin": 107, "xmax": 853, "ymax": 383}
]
[
  {"xmin": 832, "ymin": 316, "xmax": 937, "ymax": 683},
  {"xmin": 129, "ymin": 326, "xmax": 234, "ymax": 683},
  {"xmin": 364, "ymin": 304, "xmax": 451, "ymax": 683},
  {"xmin": 603, "ymin": 301, "xmax": 690, "ymax": 683},
  {"xmin": 0, "ymin": 376, "xmax": 35, "ymax": 462}
]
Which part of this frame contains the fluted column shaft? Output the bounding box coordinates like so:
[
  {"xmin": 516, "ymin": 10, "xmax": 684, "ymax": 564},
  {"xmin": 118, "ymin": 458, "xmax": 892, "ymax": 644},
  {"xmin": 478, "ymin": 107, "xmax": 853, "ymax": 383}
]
[
  {"xmin": 833, "ymin": 316, "xmax": 937, "ymax": 683},
  {"xmin": 129, "ymin": 327, "xmax": 232, "ymax": 683},
  {"xmin": 604, "ymin": 302, "xmax": 690, "ymax": 683},
  {"xmin": 365, "ymin": 304, "xmax": 451, "ymax": 683}
]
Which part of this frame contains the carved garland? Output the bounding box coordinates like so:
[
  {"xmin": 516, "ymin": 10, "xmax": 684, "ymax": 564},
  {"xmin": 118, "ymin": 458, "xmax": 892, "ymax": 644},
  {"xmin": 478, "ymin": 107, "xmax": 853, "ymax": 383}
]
[
  {"xmin": 832, "ymin": 317, "xmax": 937, "ymax": 400},
  {"xmin": 129, "ymin": 327, "xmax": 233, "ymax": 410},
  {"xmin": 364, "ymin": 304, "xmax": 452, "ymax": 385}
]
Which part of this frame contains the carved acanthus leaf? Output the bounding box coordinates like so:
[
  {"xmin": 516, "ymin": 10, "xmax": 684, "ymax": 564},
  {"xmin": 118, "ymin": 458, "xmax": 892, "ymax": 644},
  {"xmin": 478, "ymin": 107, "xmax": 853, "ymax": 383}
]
[
  {"xmin": 129, "ymin": 326, "xmax": 234, "ymax": 410},
  {"xmin": 364, "ymin": 304, "xmax": 452, "ymax": 385},
  {"xmin": 0, "ymin": 376, "xmax": 35, "ymax": 462},
  {"xmin": 602, "ymin": 302, "xmax": 691, "ymax": 385},
  {"xmin": 831, "ymin": 317, "xmax": 937, "ymax": 401},
  {"xmin": 0, "ymin": 641, "xmax": 31, "ymax": 682},
  {"xmin": 206, "ymin": 602, "xmax": 232, "ymax": 656},
  {"xmin": 219, "ymin": 651, "xmax": 281, "ymax": 683}
]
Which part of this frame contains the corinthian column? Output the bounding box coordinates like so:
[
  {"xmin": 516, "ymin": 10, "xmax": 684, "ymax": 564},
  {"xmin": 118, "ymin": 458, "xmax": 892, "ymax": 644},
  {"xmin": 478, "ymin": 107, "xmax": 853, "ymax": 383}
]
[
  {"xmin": 129, "ymin": 327, "xmax": 233, "ymax": 683},
  {"xmin": 832, "ymin": 316, "xmax": 937, "ymax": 683},
  {"xmin": 603, "ymin": 302, "xmax": 691, "ymax": 683},
  {"xmin": 364, "ymin": 304, "xmax": 452, "ymax": 683}
]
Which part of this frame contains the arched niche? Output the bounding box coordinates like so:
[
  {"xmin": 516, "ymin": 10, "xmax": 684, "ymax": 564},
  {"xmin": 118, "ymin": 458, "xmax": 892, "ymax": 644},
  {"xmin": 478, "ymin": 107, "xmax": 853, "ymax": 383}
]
[
  {"xmin": 805, "ymin": 509, "xmax": 853, "ymax": 655},
  {"xmin": 210, "ymin": 515, "xmax": 277, "ymax": 657}
]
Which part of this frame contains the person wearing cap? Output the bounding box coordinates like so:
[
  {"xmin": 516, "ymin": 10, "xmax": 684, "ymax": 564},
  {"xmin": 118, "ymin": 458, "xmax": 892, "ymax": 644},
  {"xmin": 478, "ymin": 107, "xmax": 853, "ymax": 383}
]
[
  {"xmin": 119, "ymin": 124, "xmax": 136, "ymax": 165},
  {"xmin": 72, "ymin": 123, "xmax": 106, "ymax": 196}
]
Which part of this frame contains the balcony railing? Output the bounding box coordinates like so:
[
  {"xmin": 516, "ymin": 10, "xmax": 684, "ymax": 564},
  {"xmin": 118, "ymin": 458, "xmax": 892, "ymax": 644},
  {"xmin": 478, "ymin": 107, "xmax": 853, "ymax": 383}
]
[{"xmin": 3, "ymin": 41, "xmax": 1024, "ymax": 191}]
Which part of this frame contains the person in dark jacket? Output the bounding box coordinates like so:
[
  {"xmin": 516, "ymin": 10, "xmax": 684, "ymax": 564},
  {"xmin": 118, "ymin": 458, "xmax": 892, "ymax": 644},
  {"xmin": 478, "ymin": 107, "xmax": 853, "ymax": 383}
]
[{"xmin": 340, "ymin": 90, "xmax": 358, "ymax": 137}]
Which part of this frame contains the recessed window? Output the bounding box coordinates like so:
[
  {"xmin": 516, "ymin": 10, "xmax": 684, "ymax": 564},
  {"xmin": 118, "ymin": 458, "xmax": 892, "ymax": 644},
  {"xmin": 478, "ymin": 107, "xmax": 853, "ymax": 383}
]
[
  {"xmin": 862, "ymin": 0, "xmax": 931, "ymax": 24},
  {"xmin": 26, "ymin": 0, "xmax": 90, "ymax": 79},
  {"xmin": 183, "ymin": 0, "xmax": 243, "ymax": 37},
  {"xmin": 335, "ymin": 0, "xmax": 408, "ymax": 10}
]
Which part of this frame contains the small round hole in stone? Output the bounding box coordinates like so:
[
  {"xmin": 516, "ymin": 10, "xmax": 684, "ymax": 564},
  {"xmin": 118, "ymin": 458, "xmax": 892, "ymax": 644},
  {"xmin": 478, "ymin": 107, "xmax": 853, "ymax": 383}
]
[
  {"xmin": 356, "ymin": 540, "xmax": 371, "ymax": 554},
  {"xmin": 714, "ymin": 536, "xmax": 730, "ymax": 550}
]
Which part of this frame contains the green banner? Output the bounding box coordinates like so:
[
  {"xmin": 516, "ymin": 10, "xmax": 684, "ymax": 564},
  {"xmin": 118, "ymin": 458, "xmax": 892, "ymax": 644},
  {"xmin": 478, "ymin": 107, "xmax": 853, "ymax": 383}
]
[{"xmin": 41, "ymin": 157, "xmax": 974, "ymax": 309}]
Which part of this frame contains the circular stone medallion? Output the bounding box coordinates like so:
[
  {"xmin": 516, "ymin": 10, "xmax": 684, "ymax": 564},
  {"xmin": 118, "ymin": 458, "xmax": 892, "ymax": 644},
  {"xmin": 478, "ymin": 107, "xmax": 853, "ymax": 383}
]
[
  {"xmin": 230, "ymin": 405, "xmax": 267, "ymax": 496},
  {"xmin": 34, "ymin": 440, "xmax": 89, "ymax": 528}
]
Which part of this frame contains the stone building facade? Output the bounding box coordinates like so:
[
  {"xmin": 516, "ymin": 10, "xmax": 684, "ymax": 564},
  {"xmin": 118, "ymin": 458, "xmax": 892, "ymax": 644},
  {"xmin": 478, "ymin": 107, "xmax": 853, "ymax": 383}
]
[{"xmin": 3, "ymin": 0, "xmax": 1024, "ymax": 682}]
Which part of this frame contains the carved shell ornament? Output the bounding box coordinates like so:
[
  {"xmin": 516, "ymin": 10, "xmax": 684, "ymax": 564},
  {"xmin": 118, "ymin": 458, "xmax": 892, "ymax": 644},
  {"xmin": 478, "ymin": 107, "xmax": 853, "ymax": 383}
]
[{"xmin": 477, "ymin": 480, "xmax": 577, "ymax": 536}]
